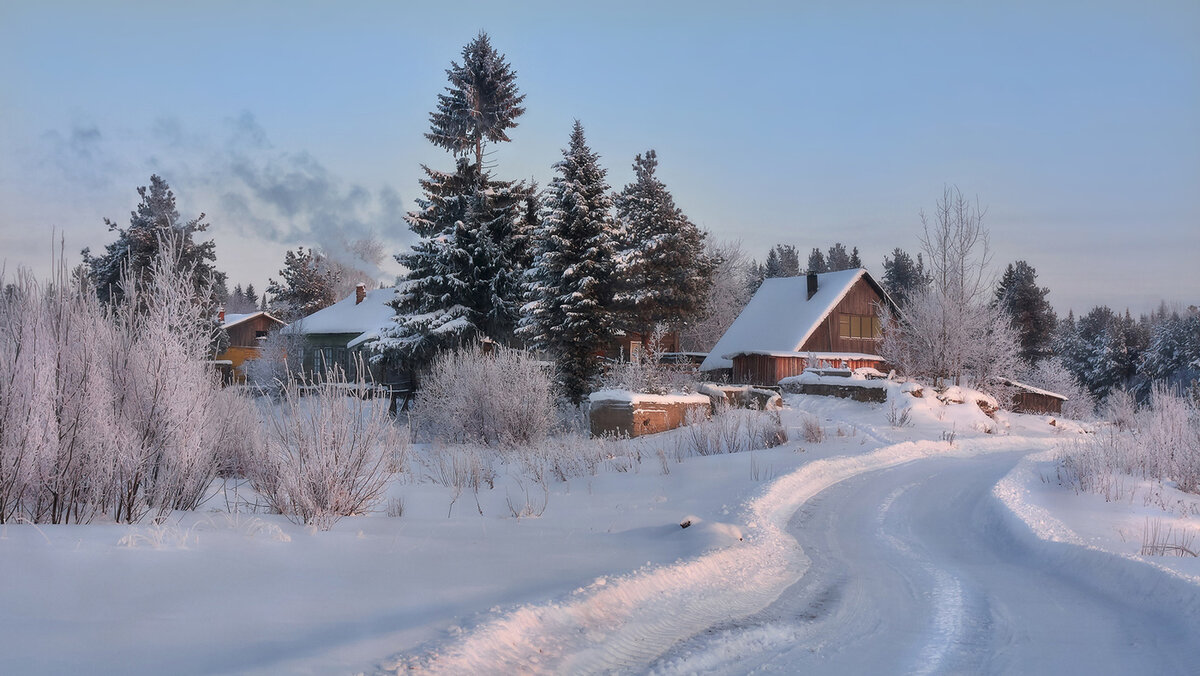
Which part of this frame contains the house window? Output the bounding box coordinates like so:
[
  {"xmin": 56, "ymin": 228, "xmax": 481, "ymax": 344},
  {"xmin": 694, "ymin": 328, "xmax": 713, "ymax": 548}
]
[
  {"xmin": 838, "ymin": 314, "xmax": 882, "ymax": 339},
  {"xmin": 255, "ymin": 330, "xmax": 268, "ymax": 341},
  {"xmin": 628, "ymin": 340, "xmax": 643, "ymax": 362}
]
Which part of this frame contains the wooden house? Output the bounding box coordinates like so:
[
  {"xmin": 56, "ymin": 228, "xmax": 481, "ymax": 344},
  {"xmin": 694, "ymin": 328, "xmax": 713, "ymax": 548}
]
[
  {"xmin": 214, "ymin": 310, "xmax": 286, "ymax": 382},
  {"xmin": 281, "ymin": 283, "xmax": 400, "ymax": 385},
  {"xmin": 699, "ymin": 269, "xmax": 897, "ymax": 386}
]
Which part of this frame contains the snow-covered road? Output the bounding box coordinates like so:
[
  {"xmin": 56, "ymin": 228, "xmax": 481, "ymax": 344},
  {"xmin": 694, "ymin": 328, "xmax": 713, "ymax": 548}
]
[{"xmin": 653, "ymin": 450, "xmax": 1200, "ymax": 675}]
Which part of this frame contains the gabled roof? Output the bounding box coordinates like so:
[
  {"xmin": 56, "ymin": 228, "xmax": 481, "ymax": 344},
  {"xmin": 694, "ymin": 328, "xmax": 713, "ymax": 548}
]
[
  {"xmin": 281, "ymin": 288, "xmax": 396, "ymax": 339},
  {"xmin": 222, "ymin": 311, "xmax": 285, "ymax": 330},
  {"xmin": 699, "ymin": 268, "xmax": 894, "ymax": 372}
]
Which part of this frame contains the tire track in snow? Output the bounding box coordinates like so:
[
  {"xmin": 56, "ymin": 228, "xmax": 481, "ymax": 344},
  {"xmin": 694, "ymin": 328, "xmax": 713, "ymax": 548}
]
[
  {"xmin": 877, "ymin": 483, "xmax": 964, "ymax": 676},
  {"xmin": 379, "ymin": 436, "xmax": 1049, "ymax": 675}
]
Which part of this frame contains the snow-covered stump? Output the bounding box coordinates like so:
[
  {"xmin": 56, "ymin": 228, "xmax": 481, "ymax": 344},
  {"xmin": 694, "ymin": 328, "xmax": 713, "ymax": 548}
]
[{"xmin": 588, "ymin": 390, "xmax": 711, "ymax": 438}]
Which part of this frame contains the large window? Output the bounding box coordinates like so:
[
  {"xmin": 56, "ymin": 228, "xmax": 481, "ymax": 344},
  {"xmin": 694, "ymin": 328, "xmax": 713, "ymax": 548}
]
[{"xmin": 838, "ymin": 313, "xmax": 882, "ymax": 340}]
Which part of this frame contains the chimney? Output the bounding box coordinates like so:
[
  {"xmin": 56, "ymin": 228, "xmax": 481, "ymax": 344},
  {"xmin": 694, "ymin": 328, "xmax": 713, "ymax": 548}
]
[
  {"xmin": 355, "ymin": 283, "xmax": 367, "ymax": 305},
  {"xmin": 806, "ymin": 273, "xmax": 818, "ymax": 300},
  {"xmin": 218, "ymin": 306, "xmax": 225, "ymax": 323}
]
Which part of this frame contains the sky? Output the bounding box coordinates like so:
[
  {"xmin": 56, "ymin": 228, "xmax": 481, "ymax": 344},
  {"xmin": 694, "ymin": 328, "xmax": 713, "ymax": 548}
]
[{"xmin": 1, "ymin": 0, "xmax": 1197, "ymax": 315}]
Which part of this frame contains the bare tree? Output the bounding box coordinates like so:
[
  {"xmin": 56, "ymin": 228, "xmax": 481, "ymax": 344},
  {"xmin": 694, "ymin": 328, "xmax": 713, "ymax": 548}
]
[{"xmin": 881, "ymin": 187, "xmax": 1020, "ymax": 393}]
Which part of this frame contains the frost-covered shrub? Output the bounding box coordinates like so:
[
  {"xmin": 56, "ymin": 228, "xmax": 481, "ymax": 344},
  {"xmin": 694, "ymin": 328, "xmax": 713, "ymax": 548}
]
[
  {"xmin": 0, "ymin": 241, "xmax": 252, "ymax": 524},
  {"xmin": 1058, "ymin": 384, "xmax": 1200, "ymax": 502},
  {"xmin": 412, "ymin": 345, "xmax": 554, "ymax": 446},
  {"xmin": 241, "ymin": 327, "xmax": 307, "ymax": 396},
  {"xmin": 252, "ymin": 368, "xmax": 398, "ymax": 529}
]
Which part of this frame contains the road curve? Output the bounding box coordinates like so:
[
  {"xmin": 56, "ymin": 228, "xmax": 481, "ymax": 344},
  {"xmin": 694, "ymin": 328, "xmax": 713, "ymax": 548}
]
[{"xmin": 650, "ymin": 451, "xmax": 1200, "ymax": 675}]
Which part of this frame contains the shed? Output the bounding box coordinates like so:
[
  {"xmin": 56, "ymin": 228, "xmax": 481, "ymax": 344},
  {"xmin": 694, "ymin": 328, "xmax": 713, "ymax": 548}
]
[
  {"xmin": 1001, "ymin": 378, "xmax": 1067, "ymax": 415},
  {"xmin": 700, "ymin": 269, "xmax": 897, "ymax": 386}
]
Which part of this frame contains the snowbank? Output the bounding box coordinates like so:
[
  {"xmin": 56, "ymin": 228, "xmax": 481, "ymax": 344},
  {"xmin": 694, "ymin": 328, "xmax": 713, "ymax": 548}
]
[{"xmin": 994, "ymin": 448, "xmax": 1200, "ymax": 585}]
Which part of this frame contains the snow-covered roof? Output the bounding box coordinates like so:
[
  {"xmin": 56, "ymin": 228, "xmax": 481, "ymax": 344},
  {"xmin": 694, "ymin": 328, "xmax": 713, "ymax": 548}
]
[
  {"xmin": 719, "ymin": 350, "xmax": 883, "ymax": 362},
  {"xmin": 221, "ymin": 311, "xmax": 285, "ymax": 330},
  {"xmin": 1000, "ymin": 378, "xmax": 1068, "ymax": 400},
  {"xmin": 700, "ymin": 269, "xmax": 883, "ymax": 372},
  {"xmin": 282, "ymin": 288, "xmax": 396, "ymax": 339}
]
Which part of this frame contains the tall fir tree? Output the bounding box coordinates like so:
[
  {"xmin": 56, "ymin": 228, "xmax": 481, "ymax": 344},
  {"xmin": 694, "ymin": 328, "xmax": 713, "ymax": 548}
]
[
  {"xmin": 612, "ymin": 150, "xmax": 715, "ymax": 339},
  {"xmin": 82, "ymin": 174, "xmax": 226, "ymax": 310},
  {"xmin": 806, "ymin": 247, "xmax": 829, "ymax": 274},
  {"xmin": 880, "ymin": 247, "xmax": 931, "ymax": 308},
  {"xmin": 377, "ymin": 32, "xmax": 528, "ymax": 370},
  {"xmin": 993, "ymin": 261, "xmax": 1057, "ymax": 364},
  {"xmin": 520, "ymin": 122, "xmax": 618, "ymax": 405},
  {"xmin": 426, "ymin": 31, "xmax": 526, "ymax": 169}
]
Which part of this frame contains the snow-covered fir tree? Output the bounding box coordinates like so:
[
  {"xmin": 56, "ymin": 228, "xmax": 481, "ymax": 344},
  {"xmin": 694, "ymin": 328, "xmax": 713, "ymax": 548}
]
[
  {"xmin": 611, "ymin": 149, "xmax": 715, "ymax": 340},
  {"xmin": 806, "ymin": 247, "xmax": 829, "ymax": 274},
  {"xmin": 1140, "ymin": 309, "xmax": 1200, "ymax": 391},
  {"xmin": 763, "ymin": 244, "xmax": 800, "ymax": 278},
  {"xmin": 880, "ymin": 247, "xmax": 931, "ymax": 308},
  {"xmin": 376, "ymin": 32, "xmax": 528, "ymax": 371},
  {"xmin": 426, "ymin": 31, "xmax": 525, "ymax": 169},
  {"xmin": 82, "ymin": 174, "xmax": 226, "ymax": 311},
  {"xmin": 993, "ymin": 260, "xmax": 1056, "ymax": 364},
  {"xmin": 266, "ymin": 247, "xmax": 340, "ymax": 322},
  {"xmin": 826, "ymin": 242, "xmax": 853, "ymax": 271},
  {"xmin": 382, "ymin": 159, "xmax": 526, "ymax": 364},
  {"xmin": 520, "ymin": 122, "xmax": 618, "ymax": 405}
]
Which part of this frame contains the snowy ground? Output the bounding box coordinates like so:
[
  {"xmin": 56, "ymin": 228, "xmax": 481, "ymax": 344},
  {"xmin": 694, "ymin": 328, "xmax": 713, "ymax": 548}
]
[{"xmin": 2, "ymin": 389, "xmax": 1198, "ymax": 674}]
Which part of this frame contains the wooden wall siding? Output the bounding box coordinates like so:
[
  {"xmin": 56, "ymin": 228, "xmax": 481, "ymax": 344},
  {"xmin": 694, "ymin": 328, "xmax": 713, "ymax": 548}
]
[
  {"xmin": 1011, "ymin": 392, "xmax": 1064, "ymax": 415},
  {"xmin": 799, "ymin": 276, "xmax": 887, "ymax": 356},
  {"xmin": 227, "ymin": 315, "xmax": 283, "ymax": 348},
  {"xmin": 732, "ymin": 354, "xmax": 885, "ymax": 386}
]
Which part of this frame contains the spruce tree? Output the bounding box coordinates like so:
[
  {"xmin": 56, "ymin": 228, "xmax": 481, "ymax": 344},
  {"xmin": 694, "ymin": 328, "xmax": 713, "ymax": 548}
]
[
  {"xmin": 612, "ymin": 149, "xmax": 714, "ymax": 339},
  {"xmin": 377, "ymin": 32, "xmax": 527, "ymax": 370},
  {"xmin": 520, "ymin": 122, "xmax": 618, "ymax": 405},
  {"xmin": 806, "ymin": 247, "xmax": 828, "ymax": 274},
  {"xmin": 993, "ymin": 260, "xmax": 1056, "ymax": 364},
  {"xmin": 266, "ymin": 248, "xmax": 340, "ymax": 321},
  {"xmin": 881, "ymin": 247, "xmax": 931, "ymax": 308},
  {"xmin": 83, "ymin": 174, "xmax": 226, "ymax": 310},
  {"xmin": 827, "ymin": 242, "xmax": 852, "ymax": 271},
  {"xmin": 849, "ymin": 246, "xmax": 862, "ymax": 268}
]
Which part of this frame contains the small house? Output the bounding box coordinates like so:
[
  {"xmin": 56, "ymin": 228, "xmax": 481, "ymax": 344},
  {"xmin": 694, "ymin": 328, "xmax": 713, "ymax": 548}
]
[
  {"xmin": 214, "ymin": 310, "xmax": 286, "ymax": 382},
  {"xmin": 282, "ymin": 284, "xmax": 399, "ymax": 384},
  {"xmin": 700, "ymin": 269, "xmax": 897, "ymax": 386}
]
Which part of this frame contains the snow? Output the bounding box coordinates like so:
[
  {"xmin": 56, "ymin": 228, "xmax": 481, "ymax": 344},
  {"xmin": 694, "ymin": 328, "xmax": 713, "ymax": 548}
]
[
  {"xmin": 281, "ymin": 288, "xmax": 395, "ymax": 341},
  {"xmin": 588, "ymin": 389, "xmax": 711, "ymax": 405},
  {"xmin": 999, "ymin": 377, "xmax": 1069, "ymax": 400},
  {"xmin": 3, "ymin": 383, "xmax": 1196, "ymax": 673},
  {"xmin": 995, "ymin": 447, "xmax": 1200, "ymax": 584},
  {"xmin": 700, "ymin": 268, "xmax": 870, "ymax": 371},
  {"xmin": 220, "ymin": 311, "xmax": 284, "ymax": 330}
]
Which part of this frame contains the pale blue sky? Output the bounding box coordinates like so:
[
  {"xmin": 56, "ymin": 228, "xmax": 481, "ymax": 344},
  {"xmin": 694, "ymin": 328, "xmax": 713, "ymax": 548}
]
[{"xmin": 1, "ymin": 0, "xmax": 1197, "ymax": 314}]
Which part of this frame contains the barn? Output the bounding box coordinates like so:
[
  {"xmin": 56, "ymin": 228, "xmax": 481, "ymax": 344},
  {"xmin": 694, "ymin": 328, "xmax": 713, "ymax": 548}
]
[{"xmin": 699, "ymin": 269, "xmax": 897, "ymax": 387}]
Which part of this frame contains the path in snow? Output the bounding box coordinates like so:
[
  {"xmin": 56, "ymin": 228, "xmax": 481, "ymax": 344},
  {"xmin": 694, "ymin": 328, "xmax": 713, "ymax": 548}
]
[
  {"xmin": 651, "ymin": 451, "xmax": 1200, "ymax": 675},
  {"xmin": 380, "ymin": 436, "xmax": 1061, "ymax": 674}
]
